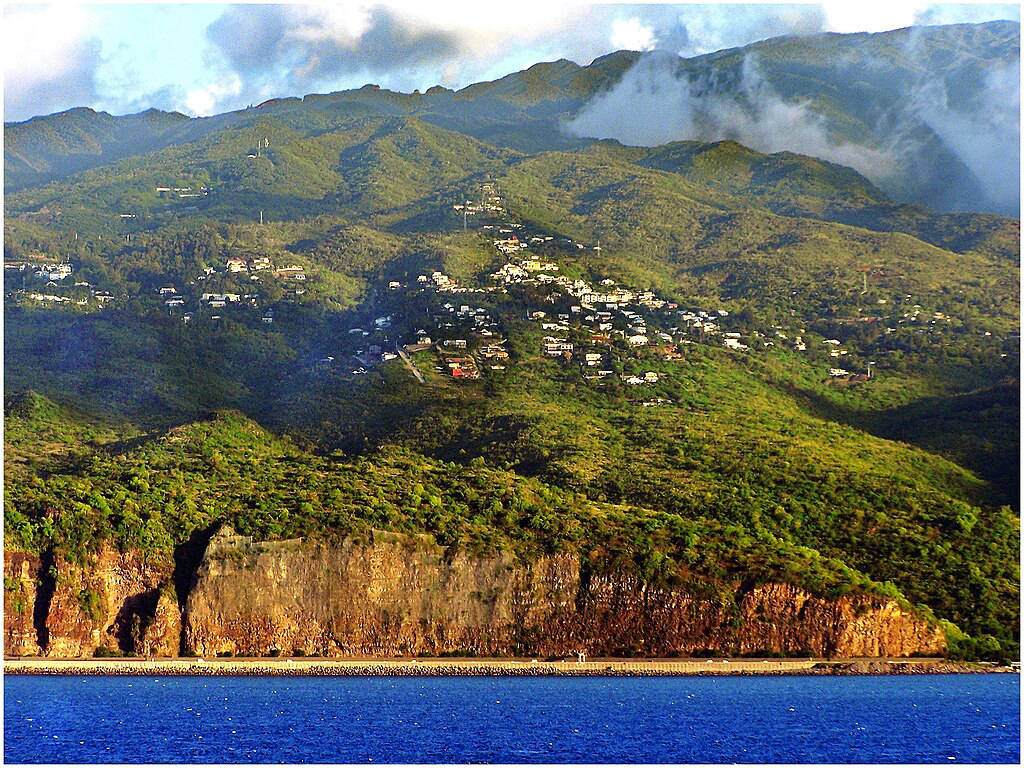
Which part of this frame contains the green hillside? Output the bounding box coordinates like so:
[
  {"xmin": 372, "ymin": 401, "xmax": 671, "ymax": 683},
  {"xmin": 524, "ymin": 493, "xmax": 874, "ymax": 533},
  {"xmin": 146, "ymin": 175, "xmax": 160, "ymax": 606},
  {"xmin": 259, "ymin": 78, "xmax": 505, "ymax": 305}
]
[
  {"xmin": 4, "ymin": 21, "xmax": 1019, "ymax": 661},
  {"xmin": 7, "ymin": 21, "xmax": 1018, "ymax": 214}
]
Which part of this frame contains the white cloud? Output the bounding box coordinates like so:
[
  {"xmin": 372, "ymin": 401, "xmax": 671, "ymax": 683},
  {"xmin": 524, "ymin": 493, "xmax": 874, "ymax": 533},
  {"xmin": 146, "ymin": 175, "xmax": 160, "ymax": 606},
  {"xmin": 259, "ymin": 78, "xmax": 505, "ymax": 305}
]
[
  {"xmin": 3, "ymin": 4, "xmax": 93, "ymax": 85},
  {"xmin": 3, "ymin": 4, "xmax": 102, "ymax": 120},
  {"xmin": 289, "ymin": 3, "xmax": 375, "ymax": 44},
  {"xmin": 393, "ymin": 2, "xmax": 586, "ymax": 50},
  {"xmin": 5, "ymin": 1, "xmax": 1020, "ymax": 124},
  {"xmin": 915, "ymin": 3, "xmax": 1020, "ymax": 26},
  {"xmin": 206, "ymin": 2, "xmax": 600, "ymax": 95},
  {"xmin": 184, "ymin": 74, "xmax": 243, "ymax": 117},
  {"xmin": 566, "ymin": 52, "xmax": 894, "ymax": 178},
  {"xmin": 822, "ymin": 2, "xmax": 929, "ymax": 33},
  {"xmin": 610, "ymin": 17, "xmax": 657, "ymax": 52},
  {"xmin": 911, "ymin": 56, "xmax": 1020, "ymax": 212}
]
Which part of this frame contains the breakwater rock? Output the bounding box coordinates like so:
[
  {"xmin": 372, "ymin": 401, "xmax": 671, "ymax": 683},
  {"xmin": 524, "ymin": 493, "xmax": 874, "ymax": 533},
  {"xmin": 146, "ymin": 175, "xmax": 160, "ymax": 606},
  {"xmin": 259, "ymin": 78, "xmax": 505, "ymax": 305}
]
[{"xmin": 5, "ymin": 658, "xmax": 1010, "ymax": 678}]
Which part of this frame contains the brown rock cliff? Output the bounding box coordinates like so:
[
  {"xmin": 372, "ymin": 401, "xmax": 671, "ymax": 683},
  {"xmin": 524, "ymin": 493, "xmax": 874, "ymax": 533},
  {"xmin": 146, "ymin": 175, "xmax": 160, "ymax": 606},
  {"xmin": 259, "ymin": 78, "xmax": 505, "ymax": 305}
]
[
  {"xmin": 4, "ymin": 551, "xmax": 43, "ymax": 656},
  {"xmin": 182, "ymin": 527, "xmax": 944, "ymax": 658},
  {"xmin": 4, "ymin": 528, "xmax": 945, "ymax": 658},
  {"xmin": 41, "ymin": 547, "xmax": 173, "ymax": 657}
]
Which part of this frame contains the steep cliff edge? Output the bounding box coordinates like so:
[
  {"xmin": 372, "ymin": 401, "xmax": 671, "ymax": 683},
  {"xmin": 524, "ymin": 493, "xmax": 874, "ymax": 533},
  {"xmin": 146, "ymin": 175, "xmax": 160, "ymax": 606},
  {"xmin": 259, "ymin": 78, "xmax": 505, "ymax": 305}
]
[
  {"xmin": 5, "ymin": 528, "xmax": 945, "ymax": 658},
  {"xmin": 181, "ymin": 527, "xmax": 944, "ymax": 658},
  {"xmin": 42, "ymin": 547, "xmax": 176, "ymax": 658},
  {"xmin": 4, "ymin": 546, "xmax": 177, "ymax": 657},
  {"xmin": 183, "ymin": 528, "xmax": 581, "ymax": 657}
]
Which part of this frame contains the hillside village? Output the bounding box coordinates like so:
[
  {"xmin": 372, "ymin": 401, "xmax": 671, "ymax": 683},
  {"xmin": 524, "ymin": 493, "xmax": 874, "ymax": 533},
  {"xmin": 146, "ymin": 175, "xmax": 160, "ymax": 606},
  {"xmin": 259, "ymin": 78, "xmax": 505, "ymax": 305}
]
[
  {"xmin": 372, "ymin": 187, "xmax": 889, "ymax": 390},
  {"xmin": 4, "ymin": 182, "xmax": 1016, "ymax": 389},
  {"xmin": 5, "ymin": 250, "xmax": 308, "ymax": 320}
]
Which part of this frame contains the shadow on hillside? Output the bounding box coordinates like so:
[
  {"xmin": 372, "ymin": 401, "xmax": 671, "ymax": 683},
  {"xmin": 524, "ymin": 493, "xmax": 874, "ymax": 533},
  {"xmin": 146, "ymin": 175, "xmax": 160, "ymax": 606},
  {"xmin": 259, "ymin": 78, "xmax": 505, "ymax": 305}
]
[{"xmin": 780, "ymin": 379, "xmax": 1020, "ymax": 510}]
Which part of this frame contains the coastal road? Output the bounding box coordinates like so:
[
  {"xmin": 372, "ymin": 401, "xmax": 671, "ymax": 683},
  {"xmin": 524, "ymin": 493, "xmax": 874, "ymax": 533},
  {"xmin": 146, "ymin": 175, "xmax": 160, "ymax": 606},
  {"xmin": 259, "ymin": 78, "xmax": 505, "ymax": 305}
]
[{"xmin": 6, "ymin": 656, "xmax": 989, "ymax": 679}]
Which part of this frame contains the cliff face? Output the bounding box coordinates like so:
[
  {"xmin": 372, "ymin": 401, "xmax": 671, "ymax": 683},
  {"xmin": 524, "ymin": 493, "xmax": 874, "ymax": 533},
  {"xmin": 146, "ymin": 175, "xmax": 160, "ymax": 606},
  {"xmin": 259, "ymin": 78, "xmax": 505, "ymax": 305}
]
[
  {"xmin": 3, "ymin": 546, "xmax": 177, "ymax": 658},
  {"xmin": 732, "ymin": 582, "xmax": 945, "ymax": 658},
  {"xmin": 4, "ymin": 551, "xmax": 43, "ymax": 656},
  {"xmin": 182, "ymin": 528, "xmax": 944, "ymax": 658},
  {"xmin": 138, "ymin": 590, "xmax": 183, "ymax": 657},
  {"xmin": 43, "ymin": 547, "xmax": 175, "ymax": 658},
  {"xmin": 4, "ymin": 528, "xmax": 945, "ymax": 658},
  {"xmin": 183, "ymin": 529, "xmax": 581, "ymax": 657}
]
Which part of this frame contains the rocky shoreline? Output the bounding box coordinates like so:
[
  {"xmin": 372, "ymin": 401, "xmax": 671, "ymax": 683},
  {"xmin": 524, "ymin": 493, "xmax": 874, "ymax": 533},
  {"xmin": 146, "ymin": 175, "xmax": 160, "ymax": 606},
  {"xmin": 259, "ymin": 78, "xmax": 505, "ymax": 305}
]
[{"xmin": 5, "ymin": 658, "xmax": 1015, "ymax": 677}]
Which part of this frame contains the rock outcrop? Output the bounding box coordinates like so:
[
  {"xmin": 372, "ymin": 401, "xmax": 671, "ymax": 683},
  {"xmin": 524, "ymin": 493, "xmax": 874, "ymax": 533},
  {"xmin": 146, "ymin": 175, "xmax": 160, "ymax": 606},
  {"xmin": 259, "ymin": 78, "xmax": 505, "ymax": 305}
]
[
  {"xmin": 4, "ymin": 528, "xmax": 946, "ymax": 658},
  {"xmin": 138, "ymin": 589, "xmax": 183, "ymax": 657},
  {"xmin": 732, "ymin": 582, "xmax": 944, "ymax": 657},
  {"xmin": 183, "ymin": 528, "xmax": 581, "ymax": 657},
  {"xmin": 37, "ymin": 547, "xmax": 172, "ymax": 657},
  {"xmin": 3, "ymin": 551, "xmax": 43, "ymax": 656}
]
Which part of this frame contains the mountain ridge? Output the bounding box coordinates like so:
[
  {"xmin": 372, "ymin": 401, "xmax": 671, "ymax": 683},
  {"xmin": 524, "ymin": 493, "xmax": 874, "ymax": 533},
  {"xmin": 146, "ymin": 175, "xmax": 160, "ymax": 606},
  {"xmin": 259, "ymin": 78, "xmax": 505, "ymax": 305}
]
[{"xmin": 7, "ymin": 21, "xmax": 1019, "ymax": 215}]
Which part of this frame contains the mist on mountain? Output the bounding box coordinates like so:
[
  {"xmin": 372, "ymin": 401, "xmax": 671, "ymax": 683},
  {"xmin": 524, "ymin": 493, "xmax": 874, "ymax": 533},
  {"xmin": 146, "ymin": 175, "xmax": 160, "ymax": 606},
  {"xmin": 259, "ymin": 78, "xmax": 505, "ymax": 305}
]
[
  {"xmin": 908, "ymin": 53, "xmax": 1020, "ymax": 215},
  {"xmin": 566, "ymin": 50, "xmax": 895, "ymax": 183},
  {"xmin": 565, "ymin": 23, "xmax": 1020, "ymax": 216}
]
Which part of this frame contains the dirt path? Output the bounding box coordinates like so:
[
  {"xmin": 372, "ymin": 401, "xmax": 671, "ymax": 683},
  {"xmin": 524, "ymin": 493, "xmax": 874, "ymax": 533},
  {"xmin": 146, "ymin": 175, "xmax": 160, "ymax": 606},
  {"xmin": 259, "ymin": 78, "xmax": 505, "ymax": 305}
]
[{"xmin": 397, "ymin": 348, "xmax": 426, "ymax": 384}]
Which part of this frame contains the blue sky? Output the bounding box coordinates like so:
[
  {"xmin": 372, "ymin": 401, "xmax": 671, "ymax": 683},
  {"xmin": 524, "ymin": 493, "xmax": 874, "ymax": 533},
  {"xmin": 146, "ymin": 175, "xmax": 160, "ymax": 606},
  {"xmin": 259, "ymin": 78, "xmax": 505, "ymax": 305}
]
[{"xmin": 3, "ymin": 2, "xmax": 1020, "ymax": 122}]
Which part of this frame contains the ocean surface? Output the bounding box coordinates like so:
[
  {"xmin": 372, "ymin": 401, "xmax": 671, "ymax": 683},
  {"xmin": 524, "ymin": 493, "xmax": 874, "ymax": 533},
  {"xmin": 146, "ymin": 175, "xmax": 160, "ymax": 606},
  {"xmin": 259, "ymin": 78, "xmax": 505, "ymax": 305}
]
[{"xmin": 3, "ymin": 674, "xmax": 1019, "ymax": 763}]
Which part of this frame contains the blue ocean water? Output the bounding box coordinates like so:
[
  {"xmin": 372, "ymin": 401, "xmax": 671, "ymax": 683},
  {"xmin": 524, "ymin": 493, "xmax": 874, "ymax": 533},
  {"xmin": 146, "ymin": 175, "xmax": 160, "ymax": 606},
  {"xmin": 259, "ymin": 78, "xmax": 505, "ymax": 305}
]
[{"xmin": 3, "ymin": 674, "xmax": 1019, "ymax": 763}]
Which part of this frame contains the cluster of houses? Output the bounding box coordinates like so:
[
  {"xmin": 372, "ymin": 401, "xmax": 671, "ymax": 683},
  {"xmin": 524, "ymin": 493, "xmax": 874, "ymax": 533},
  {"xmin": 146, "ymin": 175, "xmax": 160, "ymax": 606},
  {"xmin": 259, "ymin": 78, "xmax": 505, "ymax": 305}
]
[
  {"xmin": 771, "ymin": 328, "xmax": 808, "ymax": 351},
  {"xmin": 6, "ymin": 260, "xmax": 74, "ymax": 282},
  {"xmin": 622, "ymin": 371, "xmax": 661, "ymax": 385},
  {"xmin": 400, "ymin": 214, "xmax": 763, "ymax": 384},
  {"xmin": 897, "ymin": 295, "xmax": 956, "ymax": 331},
  {"xmin": 430, "ymin": 302, "xmax": 507, "ymax": 378},
  {"xmin": 154, "ymin": 185, "xmax": 210, "ymax": 199},
  {"xmin": 36, "ymin": 262, "xmax": 73, "ymax": 281},
  {"xmin": 149, "ymin": 255, "xmax": 311, "ymax": 322},
  {"xmin": 200, "ymin": 292, "xmax": 258, "ymax": 308},
  {"xmin": 22, "ymin": 286, "xmax": 113, "ymax": 307},
  {"xmin": 502, "ymin": 251, "xmax": 845, "ymax": 374},
  {"xmin": 408, "ymin": 207, "xmax": 886, "ymax": 387},
  {"xmin": 430, "ymin": 341, "xmax": 506, "ymax": 379},
  {"xmin": 827, "ymin": 367, "xmax": 873, "ymax": 384},
  {"xmin": 442, "ymin": 355, "xmax": 480, "ymax": 380},
  {"xmin": 452, "ymin": 183, "xmax": 505, "ymax": 221},
  {"xmin": 347, "ymin": 315, "xmax": 393, "ymax": 339},
  {"xmin": 543, "ymin": 336, "xmax": 574, "ymax": 357},
  {"xmin": 521, "ymin": 269, "xmax": 687, "ymax": 360},
  {"xmin": 433, "ymin": 302, "xmax": 501, "ymax": 339},
  {"xmin": 156, "ymin": 285, "xmax": 186, "ymax": 308},
  {"xmin": 418, "ymin": 271, "xmax": 456, "ymax": 291},
  {"xmin": 18, "ymin": 190, "xmax": 969, "ymax": 392},
  {"xmin": 492, "ymin": 234, "xmax": 531, "ymax": 257},
  {"xmin": 6, "ymin": 258, "xmax": 124, "ymax": 307},
  {"xmin": 222, "ymin": 256, "xmax": 304, "ymax": 281},
  {"xmin": 110, "ymin": 254, "xmax": 313, "ymax": 322},
  {"xmin": 477, "ymin": 345, "xmax": 509, "ymax": 370},
  {"xmin": 822, "ymin": 338, "xmax": 850, "ymax": 359},
  {"xmin": 27, "ymin": 292, "xmax": 73, "ymax": 304},
  {"xmin": 309, "ymin": 328, "xmax": 400, "ymax": 377}
]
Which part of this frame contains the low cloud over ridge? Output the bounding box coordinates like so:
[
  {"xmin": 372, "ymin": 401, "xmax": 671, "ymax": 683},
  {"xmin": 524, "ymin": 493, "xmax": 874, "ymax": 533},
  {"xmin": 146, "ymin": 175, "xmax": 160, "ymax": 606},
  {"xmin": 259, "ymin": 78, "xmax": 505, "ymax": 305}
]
[
  {"xmin": 565, "ymin": 30, "xmax": 1020, "ymax": 215},
  {"xmin": 566, "ymin": 51, "xmax": 893, "ymax": 180}
]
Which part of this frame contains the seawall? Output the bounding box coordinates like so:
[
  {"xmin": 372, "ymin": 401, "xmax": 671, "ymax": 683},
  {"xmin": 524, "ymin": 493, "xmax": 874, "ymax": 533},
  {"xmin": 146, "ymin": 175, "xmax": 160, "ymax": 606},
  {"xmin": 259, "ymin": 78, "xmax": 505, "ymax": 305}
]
[{"xmin": 6, "ymin": 658, "xmax": 1008, "ymax": 677}]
